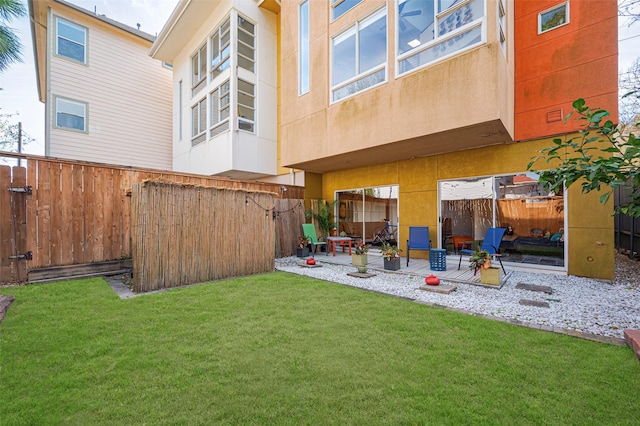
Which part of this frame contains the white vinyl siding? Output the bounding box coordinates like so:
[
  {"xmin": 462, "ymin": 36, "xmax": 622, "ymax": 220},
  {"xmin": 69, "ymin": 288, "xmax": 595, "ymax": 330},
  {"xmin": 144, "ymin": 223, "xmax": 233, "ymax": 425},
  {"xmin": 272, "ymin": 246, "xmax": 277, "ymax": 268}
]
[{"xmin": 48, "ymin": 11, "xmax": 172, "ymax": 170}]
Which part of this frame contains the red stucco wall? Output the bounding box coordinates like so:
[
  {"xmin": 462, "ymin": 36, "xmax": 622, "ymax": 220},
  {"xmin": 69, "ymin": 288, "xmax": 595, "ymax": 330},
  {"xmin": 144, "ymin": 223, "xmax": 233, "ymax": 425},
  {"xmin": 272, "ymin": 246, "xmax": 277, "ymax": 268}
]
[{"xmin": 514, "ymin": 0, "xmax": 618, "ymax": 141}]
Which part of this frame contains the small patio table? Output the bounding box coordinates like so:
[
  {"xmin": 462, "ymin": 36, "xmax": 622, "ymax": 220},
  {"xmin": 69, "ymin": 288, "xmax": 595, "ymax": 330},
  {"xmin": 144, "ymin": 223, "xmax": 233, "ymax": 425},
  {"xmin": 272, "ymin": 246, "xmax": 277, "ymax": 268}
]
[{"xmin": 326, "ymin": 237, "xmax": 353, "ymax": 256}]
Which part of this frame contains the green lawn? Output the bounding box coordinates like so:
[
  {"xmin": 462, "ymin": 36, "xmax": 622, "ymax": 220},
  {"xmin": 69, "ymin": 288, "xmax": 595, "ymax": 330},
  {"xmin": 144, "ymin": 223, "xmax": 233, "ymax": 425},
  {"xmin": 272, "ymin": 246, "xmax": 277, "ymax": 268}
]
[{"xmin": 1, "ymin": 273, "xmax": 638, "ymax": 424}]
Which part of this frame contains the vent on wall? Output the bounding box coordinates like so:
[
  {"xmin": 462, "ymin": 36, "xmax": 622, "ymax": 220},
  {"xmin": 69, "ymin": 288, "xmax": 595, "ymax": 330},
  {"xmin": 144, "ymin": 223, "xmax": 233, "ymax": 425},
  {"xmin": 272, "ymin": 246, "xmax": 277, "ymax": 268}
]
[{"xmin": 547, "ymin": 109, "xmax": 563, "ymax": 123}]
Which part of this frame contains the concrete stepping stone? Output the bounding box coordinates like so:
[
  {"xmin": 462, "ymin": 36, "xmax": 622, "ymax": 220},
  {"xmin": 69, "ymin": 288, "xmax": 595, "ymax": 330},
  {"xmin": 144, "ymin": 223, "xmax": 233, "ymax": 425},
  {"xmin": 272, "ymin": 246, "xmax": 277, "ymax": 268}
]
[
  {"xmin": 519, "ymin": 299, "xmax": 550, "ymax": 308},
  {"xmin": 419, "ymin": 283, "xmax": 457, "ymax": 294},
  {"xmin": 516, "ymin": 283, "xmax": 553, "ymax": 294}
]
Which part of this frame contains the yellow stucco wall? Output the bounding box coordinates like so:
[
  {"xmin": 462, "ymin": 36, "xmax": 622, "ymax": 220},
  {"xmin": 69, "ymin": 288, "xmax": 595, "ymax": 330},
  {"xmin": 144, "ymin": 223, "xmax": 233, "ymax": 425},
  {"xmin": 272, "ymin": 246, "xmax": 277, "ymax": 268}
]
[{"xmin": 321, "ymin": 137, "xmax": 614, "ymax": 279}]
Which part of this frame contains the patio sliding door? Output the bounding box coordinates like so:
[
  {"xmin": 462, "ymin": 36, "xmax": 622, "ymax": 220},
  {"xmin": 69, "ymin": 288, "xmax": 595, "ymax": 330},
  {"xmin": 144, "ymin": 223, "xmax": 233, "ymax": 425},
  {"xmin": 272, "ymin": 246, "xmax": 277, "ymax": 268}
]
[
  {"xmin": 336, "ymin": 185, "xmax": 399, "ymax": 245},
  {"xmin": 439, "ymin": 173, "xmax": 566, "ymax": 268}
]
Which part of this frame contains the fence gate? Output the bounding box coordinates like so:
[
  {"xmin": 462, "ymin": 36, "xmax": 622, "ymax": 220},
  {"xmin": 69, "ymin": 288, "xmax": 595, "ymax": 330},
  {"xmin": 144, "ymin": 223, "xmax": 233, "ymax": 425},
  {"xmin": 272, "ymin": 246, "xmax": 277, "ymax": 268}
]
[{"xmin": 0, "ymin": 165, "xmax": 29, "ymax": 285}]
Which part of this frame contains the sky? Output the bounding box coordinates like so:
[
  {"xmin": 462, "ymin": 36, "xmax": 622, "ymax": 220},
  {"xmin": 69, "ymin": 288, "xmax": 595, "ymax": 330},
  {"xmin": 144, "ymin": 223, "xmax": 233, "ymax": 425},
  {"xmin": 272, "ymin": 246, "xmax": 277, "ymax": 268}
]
[{"xmin": 1, "ymin": 0, "xmax": 639, "ymax": 157}]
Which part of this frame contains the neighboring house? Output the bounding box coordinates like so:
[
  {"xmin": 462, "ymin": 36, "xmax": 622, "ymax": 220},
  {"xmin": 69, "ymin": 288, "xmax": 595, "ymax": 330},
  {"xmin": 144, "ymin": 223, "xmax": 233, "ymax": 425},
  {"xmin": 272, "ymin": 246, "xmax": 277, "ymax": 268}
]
[
  {"xmin": 277, "ymin": 0, "xmax": 618, "ymax": 280},
  {"xmin": 150, "ymin": 0, "xmax": 283, "ymax": 181},
  {"xmin": 28, "ymin": 0, "xmax": 173, "ymax": 170}
]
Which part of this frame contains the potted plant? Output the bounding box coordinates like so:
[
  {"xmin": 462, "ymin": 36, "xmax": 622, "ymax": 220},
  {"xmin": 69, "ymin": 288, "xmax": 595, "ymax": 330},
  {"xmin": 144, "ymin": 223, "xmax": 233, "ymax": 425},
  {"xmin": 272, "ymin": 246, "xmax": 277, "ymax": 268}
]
[
  {"xmin": 305, "ymin": 199, "xmax": 338, "ymax": 246},
  {"xmin": 469, "ymin": 249, "xmax": 491, "ymax": 271},
  {"xmin": 381, "ymin": 242, "xmax": 402, "ymax": 271},
  {"xmin": 469, "ymin": 249, "xmax": 500, "ymax": 285},
  {"xmin": 352, "ymin": 241, "xmax": 369, "ymax": 267},
  {"xmin": 297, "ymin": 235, "xmax": 310, "ymax": 258}
]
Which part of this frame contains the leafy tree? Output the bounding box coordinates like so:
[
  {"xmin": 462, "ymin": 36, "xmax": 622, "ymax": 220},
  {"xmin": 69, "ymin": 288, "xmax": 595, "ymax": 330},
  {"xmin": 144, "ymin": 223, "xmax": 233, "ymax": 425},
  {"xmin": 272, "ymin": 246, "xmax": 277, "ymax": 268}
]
[
  {"xmin": 305, "ymin": 199, "xmax": 338, "ymax": 240},
  {"xmin": 620, "ymin": 0, "xmax": 640, "ymax": 24},
  {"xmin": 0, "ymin": 0, "xmax": 26, "ymax": 72},
  {"xmin": 0, "ymin": 111, "xmax": 32, "ymax": 155},
  {"xmin": 527, "ymin": 98, "xmax": 640, "ymax": 217},
  {"xmin": 620, "ymin": 57, "xmax": 640, "ymax": 129}
]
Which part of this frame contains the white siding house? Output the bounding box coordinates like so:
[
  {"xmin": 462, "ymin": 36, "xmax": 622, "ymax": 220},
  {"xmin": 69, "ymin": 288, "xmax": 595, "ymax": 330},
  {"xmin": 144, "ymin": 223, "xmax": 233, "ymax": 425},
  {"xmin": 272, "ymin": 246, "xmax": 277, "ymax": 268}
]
[
  {"xmin": 29, "ymin": 0, "xmax": 173, "ymax": 170},
  {"xmin": 150, "ymin": 0, "xmax": 278, "ymax": 179}
]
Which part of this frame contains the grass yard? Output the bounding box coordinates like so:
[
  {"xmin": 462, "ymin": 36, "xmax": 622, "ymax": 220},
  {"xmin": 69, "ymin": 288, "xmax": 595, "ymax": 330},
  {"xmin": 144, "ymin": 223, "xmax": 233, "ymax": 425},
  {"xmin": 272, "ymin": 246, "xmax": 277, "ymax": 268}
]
[{"xmin": 1, "ymin": 272, "xmax": 638, "ymax": 424}]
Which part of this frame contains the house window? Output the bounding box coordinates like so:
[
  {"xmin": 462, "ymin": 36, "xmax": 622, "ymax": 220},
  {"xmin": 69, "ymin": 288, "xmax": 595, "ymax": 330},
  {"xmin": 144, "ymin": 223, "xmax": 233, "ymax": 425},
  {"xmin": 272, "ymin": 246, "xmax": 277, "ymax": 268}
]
[
  {"xmin": 331, "ymin": 7, "xmax": 387, "ymax": 102},
  {"xmin": 210, "ymin": 80, "xmax": 230, "ymax": 137},
  {"xmin": 211, "ymin": 17, "xmax": 231, "ymax": 79},
  {"xmin": 498, "ymin": 0, "xmax": 507, "ymax": 54},
  {"xmin": 331, "ymin": 0, "xmax": 362, "ymax": 21},
  {"xmin": 191, "ymin": 44, "xmax": 207, "ymax": 95},
  {"xmin": 237, "ymin": 15, "xmax": 255, "ymax": 73},
  {"xmin": 299, "ymin": 1, "xmax": 310, "ymax": 95},
  {"xmin": 56, "ymin": 17, "xmax": 87, "ymax": 64},
  {"xmin": 539, "ymin": 2, "xmax": 569, "ymax": 34},
  {"xmin": 55, "ymin": 97, "xmax": 87, "ymax": 132},
  {"xmin": 191, "ymin": 97, "xmax": 207, "ymax": 145},
  {"xmin": 178, "ymin": 80, "xmax": 183, "ymax": 141},
  {"xmin": 397, "ymin": 0, "xmax": 485, "ymax": 75},
  {"xmin": 237, "ymin": 79, "xmax": 255, "ymax": 133}
]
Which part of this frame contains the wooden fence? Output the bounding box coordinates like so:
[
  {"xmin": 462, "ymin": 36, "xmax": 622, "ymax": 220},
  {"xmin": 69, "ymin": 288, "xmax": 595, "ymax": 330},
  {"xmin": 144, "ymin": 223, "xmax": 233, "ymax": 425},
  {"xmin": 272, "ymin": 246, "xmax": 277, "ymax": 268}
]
[
  {"xmin": 274, "ymin": 198, "xmax": 306, "ymax": 258},
  {"xmin": 0, "ymin": 152, "xmax": 304, "ymax": 284},
  {"xmin": 130, "ymin": 181, "xmax": 276, "ymax": 292}
]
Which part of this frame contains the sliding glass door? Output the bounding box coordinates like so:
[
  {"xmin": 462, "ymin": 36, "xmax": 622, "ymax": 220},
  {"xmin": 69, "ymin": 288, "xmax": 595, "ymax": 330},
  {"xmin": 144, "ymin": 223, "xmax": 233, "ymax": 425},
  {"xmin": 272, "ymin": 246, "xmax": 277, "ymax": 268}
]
[
  {"xmin": 439, "ymin": 173, "xmax": 565, "ymax": 268},
  {"xmin": 336, "ymin": 185, "xmax": 399, "ymax": 245}
]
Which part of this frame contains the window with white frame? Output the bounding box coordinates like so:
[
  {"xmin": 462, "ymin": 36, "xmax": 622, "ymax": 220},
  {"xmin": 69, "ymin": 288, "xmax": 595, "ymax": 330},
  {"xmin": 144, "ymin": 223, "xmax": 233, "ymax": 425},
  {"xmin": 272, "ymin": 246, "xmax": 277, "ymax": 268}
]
[
  {"xmin": 397, "ymin": 0, "xmax": 485, "ymax": 75},
  {"xmin": 191, "ymin": 44, "xmax": 207, "ymax": 95},
  {"xmin": 55, "ymin": 96, "xmax": 87, "ymax": 132},
  {"xmin": 331, "ymin": 7, "xmax": 387, "ymax": 102},
  {"xmin": 299, "ymin": 1, "xmax": 310, "ymax": 95},
  {"xmin": 237, "ymin": 15, "xmax": 255, "ymax": 73},
  {"xmin": 538, "ymin": 2, "xmax": 569, "ymax": 34},
  {"xmin": 191, "ymin": 97, "xmax": 207, "ymax": 145},
  {"xmin": 498, "ymin": 0, "xmax": 506, "ymax": 54},
  {"xmin": 210, "ymin": 79, "xmax": 230, "ymax": 137},
  {"xmin": 331, "ymin": 0, "xmax": 362, "ymax": 21},
  {"xmin": 211, "ymin": 17, "xmax": 231, "ymax": 79},
  {"xmin": 56, "ymin": 17, "xmax": 87, "ymax": 64},
  {"xmin": 237, "ymin": 79, "xmax": 255, "ymax": 132}
]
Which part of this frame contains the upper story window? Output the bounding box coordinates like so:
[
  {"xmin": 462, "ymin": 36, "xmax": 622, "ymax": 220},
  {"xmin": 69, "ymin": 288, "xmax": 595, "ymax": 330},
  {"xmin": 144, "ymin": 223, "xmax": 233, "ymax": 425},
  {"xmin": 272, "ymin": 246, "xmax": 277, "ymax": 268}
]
[
  {"xmin": 237, "ymin": 15, "xmax": 255, "ymax": 73},
  {"xmin": 237, "ymin": 79, "xmax": 255, "ymax": 132},
  {"xmin": 331, "ymin": 8, "xmax": 387, "ymax": 102},
  {"xmin": 539, "ymin": 2, "xmax": 569, "ymax": 34},
  {"xmin": 55, "ymin": 96, "xmax": 87, "ymax": 132},
  {"xmin": 192, "ymin": 44, "xmax": 207, "ymax": 96},
  {"xmin": 56, "ymin": 17, "xmax": 87, "ymax": 64},
  {"xmin": 210, "ymin": 79, "xmax": 230, "ymax": 137},
  {"xmin": 331, "ymin": 0, "xmax": 362, "ymax": 21},
  {"xmin": 397, "ymin": 0, "xmax": 485, "ymax": 75},
  {"xmin": 299, "ymin": 1, "xmax": 310, "ymax": 95},
  {"xmin": 191, "ymin": 96, "xmax": 207, "ymax": 145},
  {"xmin": 498, "ymin": 0, "xmax": 506, "ymax": 53},
  {"xmin": 211, "ymin": 18, "xmax": 231, "ymax": 80}
]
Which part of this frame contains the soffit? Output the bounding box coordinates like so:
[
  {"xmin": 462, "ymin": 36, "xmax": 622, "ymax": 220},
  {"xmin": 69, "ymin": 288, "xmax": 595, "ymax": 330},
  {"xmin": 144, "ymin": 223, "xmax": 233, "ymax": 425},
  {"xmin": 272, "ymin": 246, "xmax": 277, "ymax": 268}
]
[
  {"xmin": 284, "ymin": 120, "xmax": 514, "ymax": 174},
  {"xmin": 150, "ymin": 0, "xmax": 223, "ymax": 62}
]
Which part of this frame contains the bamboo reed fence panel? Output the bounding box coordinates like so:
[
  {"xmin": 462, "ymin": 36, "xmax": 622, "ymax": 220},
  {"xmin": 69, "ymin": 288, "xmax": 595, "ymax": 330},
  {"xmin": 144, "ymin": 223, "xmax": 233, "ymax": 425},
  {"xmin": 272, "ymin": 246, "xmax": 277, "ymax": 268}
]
[
  {"xmin": 131, "ymin": 181, "xmax": 276, "ymax": 292},
  {"xmin": 274, "ymin": 198, "xmax": 305, "ymax": 258},
  {"xmin": 0, "ymin": 153, "xmax": 303, "ymax": 273}
]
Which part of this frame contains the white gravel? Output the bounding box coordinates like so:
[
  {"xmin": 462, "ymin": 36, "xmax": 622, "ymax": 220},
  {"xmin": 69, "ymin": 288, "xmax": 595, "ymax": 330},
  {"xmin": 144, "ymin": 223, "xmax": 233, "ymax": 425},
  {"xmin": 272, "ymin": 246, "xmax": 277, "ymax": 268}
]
[{"xmin": 275, "ymin": 252, "xmax": 640, "ymax": 340}]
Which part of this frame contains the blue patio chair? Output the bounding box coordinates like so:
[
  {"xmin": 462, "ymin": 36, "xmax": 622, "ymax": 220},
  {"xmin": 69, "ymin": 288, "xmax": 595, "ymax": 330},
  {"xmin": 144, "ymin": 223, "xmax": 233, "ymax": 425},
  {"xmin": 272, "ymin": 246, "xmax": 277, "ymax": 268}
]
[
  {"xmin": 458, "ymin": 227, "xmax": 507, "ymax": 273},
  {"xmin": 302, "ymin": 223, "xmax": 327, "ymax": 256},
  {"xmin": 406, "ymin": 226, "xmax": 431, "ymax": 267}
]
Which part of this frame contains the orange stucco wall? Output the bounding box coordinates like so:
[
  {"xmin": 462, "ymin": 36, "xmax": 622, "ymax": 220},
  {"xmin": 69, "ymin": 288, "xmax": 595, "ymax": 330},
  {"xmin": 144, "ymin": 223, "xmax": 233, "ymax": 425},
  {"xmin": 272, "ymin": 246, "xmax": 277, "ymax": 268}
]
[{"xmin": 514, "ymin": 0, "xmax": 618, "ymax": 141}]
